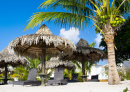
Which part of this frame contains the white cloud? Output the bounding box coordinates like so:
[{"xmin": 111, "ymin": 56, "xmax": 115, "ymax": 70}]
[
  {"xmin": 95, "ymin": 34, "xmax": 103, "ymax": 48},
  {"xmin": 59, "ymin": 27, "xmax": 80, "ymax": 43}
]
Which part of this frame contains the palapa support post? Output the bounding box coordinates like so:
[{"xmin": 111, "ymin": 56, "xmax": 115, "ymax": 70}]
[
  {"xmin": 41, "ymin": 43, "xmax": 46, "ymax": 74},
  {"xmin": 4, "ymin": 63, "xmax": 7, "ymax": 84},
  {"xmin": 82, "ymin": 58, "xmax": 86, "ymax": 82},
  {"xmin": 41, "ymin": 42, "xmax": 46, "ymax": 86}
]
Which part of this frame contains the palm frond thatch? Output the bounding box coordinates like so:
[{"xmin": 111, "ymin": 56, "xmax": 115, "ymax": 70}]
[
  {"xmin": 61, "ymin": 38, "xmax": 107, "ymax": 62},
  {"xmin": 37, "ymin": 57, "xmax": 76, "ymax": 70},
  {"xmin": 0, "ymin": 46, "xmax": 29, "ymax": 68},
  {"xmin": 9, "ymin": 24, "xmax": 76, "ymax": 59}
]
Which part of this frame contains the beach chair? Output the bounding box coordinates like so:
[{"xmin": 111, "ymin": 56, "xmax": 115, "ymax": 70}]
[
  {"xmin": 12, "ymin": 68, "xmax": 39, "ymax": 86},
  {"xmin": 88, "ymin": 75, "xmax": 99, "ymax": 82},
  {"xmin": 47, "ymin": 67, "xmax": 67, "ymax": 85},
  {"xmin": 67, "ymin": 73, "xmax": 78, "ymax": 82}
]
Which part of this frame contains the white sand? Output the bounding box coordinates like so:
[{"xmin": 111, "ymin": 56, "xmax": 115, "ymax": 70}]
[{"xmin": 0, "ymin": 81, "xmax": 130, "ymax": 92}]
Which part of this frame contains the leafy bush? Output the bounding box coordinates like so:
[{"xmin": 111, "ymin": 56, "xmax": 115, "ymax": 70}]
[
  {"xmin": 124, "ymin": 67, "xmax": 130, "ymax": 80},
  {"xmin": 11, "ymin": 66, "xmax": 28, "ymax": 81},
  {"xmin": 123, "ymin": 87, "xmax": 129, "ymax": 92}
]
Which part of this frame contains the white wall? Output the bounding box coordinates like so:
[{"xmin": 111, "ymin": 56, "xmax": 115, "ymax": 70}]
[{"xmin": 87, "ymin": 64, "xmax": 108, "ymax": 80}]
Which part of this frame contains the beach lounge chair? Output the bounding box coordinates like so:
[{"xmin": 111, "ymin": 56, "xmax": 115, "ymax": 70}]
[
  {"xmin": 12, "ymin": 68, "xmax": 39, "ymax": 86},
  {"xmin": 88, "ymin": 75, "xmax": 99, "ymax": 82},
  {"xmin": 67, "ymin": 73, "xmax": 78, "ymax": 82},
  {"xmin": 47, "ymin": 67, "xmax": 67, "ymax": 85}
]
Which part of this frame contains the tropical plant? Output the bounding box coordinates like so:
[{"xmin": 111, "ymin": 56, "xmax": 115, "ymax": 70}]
[
  {"xmin": 84, "ymin": 42, "xmax": 96, "ymax": 76},
  {"xmin": 24, "ymin": 0, "xmax": 130, "ymax": 85},
  {"xmin": 99, "ymin": 17, "xmax": 130, "ymax": 64},
  {"xmin": 11, "ymin": 58, "xmax": 41, "ymax": 81},
  {"xmin": 11, "ymin": 65, "xmax": 28, "ymax": 81},
  {"xmin": 64, "ymin": 42, "xmax": 96, "ymax": 81},
  {"xmin": 124, "ymin": 67, "xmax": 130, "ymax": 80},
  {"xmin": 123, "ymin": 87, "xmax": 129, "ymax": 92},
  {"xmin": 26, "ymin": 57, "xmax": 41, "ymax": 69},
  {"xmin": 84, "ymin": 61, "xmax": 96, "ymax": 76},
  {"xmin": 64, "ymin": 69, "xmax": 74, "ymax": 80}
]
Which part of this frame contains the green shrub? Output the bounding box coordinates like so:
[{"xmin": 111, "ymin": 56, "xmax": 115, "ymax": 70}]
[
  {"xmin": 78, "ymin": 76, "xmax": 83, "ymax": 82},
  {"xmin": 124, "ymin": 67, "xmax": 130, "ymax": 80},
  {"xmin": 123, "ymin": 87, "xmax": 128, "ymax": 92}
]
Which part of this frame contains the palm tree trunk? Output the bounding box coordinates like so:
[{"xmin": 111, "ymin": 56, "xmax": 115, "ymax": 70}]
[{"xmin": 104, "ymin": 31, "xmax": 120, "ymax": 85}]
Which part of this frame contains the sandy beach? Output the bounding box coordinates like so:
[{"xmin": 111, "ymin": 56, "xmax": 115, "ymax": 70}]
[{"xmin": 0, "ymin": 81, "xmax": 130, "ymax": 92}]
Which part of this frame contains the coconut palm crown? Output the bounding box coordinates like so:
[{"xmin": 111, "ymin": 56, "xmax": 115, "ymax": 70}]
[{"xmin": 24, "ymin": 0, "xmax": 130, "ymax": 85}]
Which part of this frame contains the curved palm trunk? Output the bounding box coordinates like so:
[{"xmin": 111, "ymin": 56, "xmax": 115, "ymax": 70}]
[{"xmin": 104, "ymin": 30, "xmax": 120, "ymax": 85}]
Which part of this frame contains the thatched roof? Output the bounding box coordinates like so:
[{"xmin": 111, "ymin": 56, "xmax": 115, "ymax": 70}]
[
  {"xmin": 0, "ymin": 46, "xmax": 29, "ymax": 68},
  {"xmin": 0, "ymin": 66, "xmax": 13, "ymax": 73},
  {"xmin": 60, "ymin": 38, "xmax": 107, "ymax": 62},
  {"xmin": 9, "ymin": 24, "xmax": 76, "ymax": 59},
  {"xmin": 37, "ymin": 57, "xmax": 76, "ymax": 70}
]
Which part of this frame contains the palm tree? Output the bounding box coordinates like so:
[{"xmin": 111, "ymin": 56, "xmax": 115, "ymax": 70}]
[
  {"xmin": 24, "ymin": 0, "xmax": 130, "ymax": 85},
  {"xmin": 26, "ymin": 57, "xmax": 41, "ymax": 69}
]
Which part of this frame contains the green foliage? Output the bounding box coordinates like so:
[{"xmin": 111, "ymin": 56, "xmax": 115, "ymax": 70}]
[
  {"xmin": 26, "ymin": 57, "xmax": 40, "ymax": 69},
  {"xmin": 104, "ymin": 65, "xmax": 130, "ymax": 81},
  {"xmin": 11, "ymin": 65, "xmax": 28, "ymax": 81},
  {"xmin": 64, "ymin": 69, "xmax": 74, "ymax": 80},
  {"xmin": 77, "ymin": 70, "xmax": 83, "ymax": 82},
  {"xmin": 90, "ymin": 42, "xmax": 96, "ymax": 48},
  {"xmin": 123, "ymin": 87, "xmax": 129, "ymax": 92},
  {"xmin": 78, "ymin": 76, "xmax": 83, "ymax": 82},
  {"xmin": 12, "ymin": 58, "xmax": 42, "ymax": 81},
  {"xmin": 117, "ymin": 68, "xmax": 125, "ymax": 81},
  {"xmin": 84, "ymin": 61, "xmax": 96, "ymax": 75},
  {"xmin": 124, "ymin": 67, "xmax": 130, "ymax": 80},
  {"xmin": 99, "ymin": 17, "xmax": 130, "ymax": 64}
]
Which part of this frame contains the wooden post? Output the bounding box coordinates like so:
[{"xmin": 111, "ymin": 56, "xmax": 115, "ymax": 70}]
[
  {"xmin": 41, "ymin": 49, "xmax": 46, "ymax": 74},
  {"xmin": 4, "ymin": 63, "xmax": 7, "ymax": 84},
  {"xmin": 40, "ymin": 42, "xmax": 46, "ymax": 86},
  {"xmin": 82, "ymin": 57, "xmax": 85, "ymax": 82}
]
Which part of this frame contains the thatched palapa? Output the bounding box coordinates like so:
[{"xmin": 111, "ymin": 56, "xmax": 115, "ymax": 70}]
[
  {"xmin": 0, "ymin": 46, "xmax": 29, "ymax": 84},
  {"xmin": 61, "ymin": 38, "xmax": 107, "ymax": 62},
  {"xmin": 0, "ymin": 66, "xmax": 13, "ymax": 74},
  {"xmin": 9, "ymin": 24, "xmax": 76, "ymax": 59},
  {"xmin": 9, "ymin": 24, "xmax": 76, "ymax": 86},
  {"xmin": 9, "ymin": 24, "xmax": 76, "ymax": 73},
  {"xmin": 60, "ymin": 38, "xmax": 107, "ymax": 76},
  {"xmin": 38, "ymin": 57, "xmax": 76, "ymax": 70},
  {"xmin": 0, "ymin": 46, "xmax": 29, "ymax": 68}
]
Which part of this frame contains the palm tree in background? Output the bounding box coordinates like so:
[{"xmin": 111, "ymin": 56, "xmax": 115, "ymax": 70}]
[
  {"xmin": 84, "ymin": 42, "xmax": 96, "ymax": 76},
  {"xmin": 65, "ymin": 42, "xmax": 96, "ymax": 80},
  {"xmin": 24, "ymin": 0, "xmax": 130, "ymax": 85},
  {"xmin": 26, "ymin": 57, "xmax": 41, "ymax": 69}
]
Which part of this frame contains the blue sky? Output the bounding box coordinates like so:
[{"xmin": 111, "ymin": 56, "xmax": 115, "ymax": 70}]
[{"xmin": 0, "ymin": 0, "xmax": 107, "ymax": 65}]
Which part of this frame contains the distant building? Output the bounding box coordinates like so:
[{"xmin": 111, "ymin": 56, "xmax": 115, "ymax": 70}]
[{"xmin": 87, "ymin": 64, "xmax": 108, "ymax": 80}]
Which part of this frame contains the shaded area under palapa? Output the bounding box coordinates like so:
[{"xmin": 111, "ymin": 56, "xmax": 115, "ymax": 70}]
[
  {"xmin": 60, "ymin": 38, "xmax": 107, "ymax": 81},
  {"xmin": 9, "ymin": 24, "xmax": 76, "ymax": 86},
  {"xmin": 0, "ymin": 46, "xmax": 29, "ymax": 84}
]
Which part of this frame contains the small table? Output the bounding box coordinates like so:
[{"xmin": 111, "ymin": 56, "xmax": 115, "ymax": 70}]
[
  {"xmin": 79, "ymin": 75, "xmax": 88, "ymax": 82},
  {"xmin": 38, "ymin": 74, "xmax": 48, "ymax": 86},
  {"xmin": 0, "ymin": 79, "xmax": 11, "ymax": 84}
]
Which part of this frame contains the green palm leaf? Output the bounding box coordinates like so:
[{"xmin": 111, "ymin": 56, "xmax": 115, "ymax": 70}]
[{"xmin": 25, "ymin": 12, "xmax": 90, "ymax": 30}]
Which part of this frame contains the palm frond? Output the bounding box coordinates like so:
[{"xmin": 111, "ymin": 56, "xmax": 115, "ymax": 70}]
[
  {"xmin": 89, "ymin": 0, "xmax": 101, "ymax": 16},
  {"xmin": 24, "ymin": 12, "xmax": 90, "ymax": 30},
  {"xmin": 107, "ymin": 0, "xmax": 110, "ymax": 14},
  {"xmin": 71, "ymin": 60, "xmax": 82, "ymax": 69},
  {"xmin": 38, "ymin": 0, "xmax": 58, "ymax": 9},
  {"xmin": 114, "ymin": 0, "xmax": 126, "ymax": 17},
  {"xmin": 90, "ymin": 42, "xmax": 96, "ymax": 47}
]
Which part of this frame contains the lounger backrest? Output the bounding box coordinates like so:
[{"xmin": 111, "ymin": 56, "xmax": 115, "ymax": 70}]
[
  {"xmin": 72, "ymin": 73, "xmax": 78, "ymax": 81},
  {"xmin": 54, "ymin": 67, "xmax": 64, "ymax": 80},
  {"xmin": 91, "ymin": 75, "xmax": 98, "ymax": 79},
  {"xmin": 27, "ymin": 68, "xmax": 37, "ymax": 81}
]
